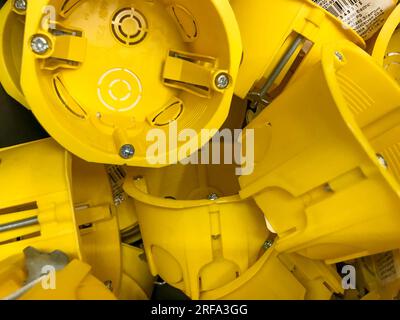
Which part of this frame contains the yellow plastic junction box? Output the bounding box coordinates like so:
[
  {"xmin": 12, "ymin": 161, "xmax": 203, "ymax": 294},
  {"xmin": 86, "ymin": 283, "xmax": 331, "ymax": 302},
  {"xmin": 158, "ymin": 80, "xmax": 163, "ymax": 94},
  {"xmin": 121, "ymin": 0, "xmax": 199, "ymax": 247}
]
[
  {"xmin": 118, "ymin": 244, "xmax": 155, "ymax": 300},
  {"xmin": 239, "ymin": 40, "xmax": 400, "ymax": 264},
  {"xmin": 19, "ymin": 0, "xmax": 242, "ymax": 167},
  {"xmin": 0, "ymin": 139, "xmax": 82, "ymax": 262},
  {"xmin": 71, "ymin": 157, "xmax": 123, "ymax": 294},
  {"xmin": 0, "ymin": 257, "xmax": 116, "ymax": 300},
  {"xmin": 230, "ymin": 0, "xmax": 365, "ymax": 101},
  {"xmin": 0, "ymin": 138, "xmax": 138, "ymax": 296},
  {"xmin": 202, "ymin": 244, "xmax": 343, "ymax": 300},
  {"xmin": 123, "ymin": 163, "xmax": 269, "ymax": 300},
  {"xmin": 0, "ymin": 0, "xmax": 28, "ymax": 107},
  {"xmin": 372, "ymin": 3, "xmax": 400, "ymax": 85},
  {"xmin": 20, "ymin": 260, "xmax": 116, "ymax": 300},
  {"xmin": 29, "ymin": 259, "xmax": 116, "ymax": 300}
]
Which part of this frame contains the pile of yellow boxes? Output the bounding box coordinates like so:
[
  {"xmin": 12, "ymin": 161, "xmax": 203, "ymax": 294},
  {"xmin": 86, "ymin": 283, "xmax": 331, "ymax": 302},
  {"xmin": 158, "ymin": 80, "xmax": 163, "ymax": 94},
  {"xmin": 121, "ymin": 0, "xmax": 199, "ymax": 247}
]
[{"xmin": 0, "ymin": 0, "xmax": 399, "ymax": 300}]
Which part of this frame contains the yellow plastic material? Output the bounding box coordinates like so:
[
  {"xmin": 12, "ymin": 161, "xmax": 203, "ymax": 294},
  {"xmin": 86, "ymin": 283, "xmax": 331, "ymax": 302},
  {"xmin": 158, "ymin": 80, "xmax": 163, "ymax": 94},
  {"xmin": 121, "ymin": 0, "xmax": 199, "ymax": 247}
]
[
  {"xmin": 0, "ymin": 139, "xmax": 82, "ymax": 262},
  {"xmin": 239, "ymin": 41, "xmax": 400, "ymax": 264},
  {"xmin": 123, "ymin": 163, "xmax": 269, "ymax": 300},
  {"xmin": 372, "ymin": 3, "xmax": 400, "ymax": 85},
  {"xmin": 202, "ymin": 245, "xmax": 343, "ymax": 300},
  {"xmin": 20, "ymin": 260, "xmax": 116, "ymax": 300},
  {"xmin": 0, "ymin": 255, "xmax": 26, "ymax": 298},
  {"xmin": 20, "ymin": 0, "xmax": 242, "ymax": 167},
  {"xmin": 230, "ymin": 0, "xmax": 365, "ymax": 99},
  {"xmin": 0, "ymin": 139, "xmax": 131, "ymax": 295},
  {"xmin": 0, "ymin": 0, "xmax": 28, "ymax": 107},
  {"xmin": 0, "ymin": 257, "xmax": 116, "ymax": 300},
  {"xmin": 71, "ymin": 158, "xmax": 123, "ymax": 294},
  {"xmin": 118, "ymin": 244, "xmax": 155, "ymax": 300}
]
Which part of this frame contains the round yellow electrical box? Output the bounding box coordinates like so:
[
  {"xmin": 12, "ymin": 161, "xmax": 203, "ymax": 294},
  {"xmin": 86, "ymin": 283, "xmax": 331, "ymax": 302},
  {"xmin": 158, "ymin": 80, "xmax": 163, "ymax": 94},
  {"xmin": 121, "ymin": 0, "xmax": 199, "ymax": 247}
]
[
  {"xmin": 202, "ymin": 244, "xmax": 343, "ymax": 300},
  {"xmin": 123, "ymin": 163, "xmax": 269, "ymax": 300},
  {"xmin": 372, "ymin": 3, "xmax": 400, "ymax": 85},
  {"xmin": 0, "ymin": 0, "xmax": 28, "ymax": 107},
  {"xmin": 230, "ymin": 0, "xmax": 365, "ymax": 101},
  {"xmin": 239, "ymin": 40, "xmax": 400, "ymax": 264},
  {"xmin": 0, "ymin": 139, "xmax": 135, "ymax": 296},
  {"xmin": 20, "ymin": 0, "xmax": 242, "ymax": 167},
  {"xmin": 0, "ymin": 257, "xmax": 117, "ymax": 300}
]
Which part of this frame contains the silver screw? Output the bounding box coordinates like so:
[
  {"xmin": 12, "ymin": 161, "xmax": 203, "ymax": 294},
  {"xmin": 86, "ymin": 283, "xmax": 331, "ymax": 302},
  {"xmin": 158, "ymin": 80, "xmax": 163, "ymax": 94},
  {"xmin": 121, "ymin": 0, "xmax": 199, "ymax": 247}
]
[
  {"xmin": 335, "ymin": 51, "xmax": 344, "ymax": 62},
  {"xmin": 14, "ymin": 0, "xmax": 27, "ymax": 11},
  {"xmin": 114, "ymin": 193, "xmax": 125, "ymax": 206},
  {"xmin": 31, "ymin": 35, "xmax": 50, "ymax": 54},
  {"xmin": 263, "ymin": 239, "xmax": 274, "ymax": 250},
  {"xmin": 104, "ymin": 280, "xmax": 113, "ymax": 291},
  {"xmin": 215, "ymin": 73, "xmax": 230, "ymax": 90},
  {"xmin": 377, "ymin": 153, "xmax": 388, "ymax": 169},
  {"xmin": 208, "ymin": 193, "xmax": 219, "ymax": 201},
  {"xmin": 119, "ymin": 144, "xmax": 135, "ymax": 159}
]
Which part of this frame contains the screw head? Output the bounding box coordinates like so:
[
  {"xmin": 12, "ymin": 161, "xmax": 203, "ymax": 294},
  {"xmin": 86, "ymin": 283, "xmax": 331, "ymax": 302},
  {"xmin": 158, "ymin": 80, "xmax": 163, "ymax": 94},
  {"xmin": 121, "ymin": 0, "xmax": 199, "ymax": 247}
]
[
  {"xmin": 324, "ymin": 183, "xmax": 333, "ymax": 193},
  {"xmin": 377, "ymin": 153, "xmax": 388, "ymax": 169},
  {"xmin": 335, "ymin": 51, "xmax": 344, "ymax": 62},
  {"xmin": 113, "ymin": 193, "xmax": 125, "ymax": 206},
  {"xmin": 119, "ymin": 144, "xmax": 135, "ymax": 159},
  {"xmin": 208, "ymin": 193, "xmax": 219, "ymax": 201},
  {"xmin": 263, "ymin": 239, "xmax": 274, "ymax": 250},
  {"xmin": 31, "ymin": 35, "xmax": 50, "ymax": 54},
  {"xmin": 215, "ymin": 73, "xmax": 230, "ymax": 90},
  {"xmin": 104, "ymin": 280, "xmax": 113, "ymax": 291},
  {"xmin": 14, "ymin": 0, "xmax": 27, "ymax": 11}
]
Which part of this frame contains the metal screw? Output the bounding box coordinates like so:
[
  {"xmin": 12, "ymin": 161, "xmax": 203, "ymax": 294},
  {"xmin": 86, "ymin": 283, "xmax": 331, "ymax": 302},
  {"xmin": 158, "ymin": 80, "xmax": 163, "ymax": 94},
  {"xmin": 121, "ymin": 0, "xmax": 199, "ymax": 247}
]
[
  {"xmin": 215, "ymin": 73, "xmax": 230, "ymax": 90},
  {"xmin": 335, "ymin": 51, "xmax": 344, "ymax": 62},
  {"xmin": 119, "ymin": 144, "xmax": 135, "ymax": 159},
  {"xmin": 114, "ymin": 193, "xmax": 125, "ymax": 206},
  {"xmin": 31, "ymin": 35, "xmax": 50, "ymax": 54},
  {"xmin": 263, "ymin": 239, "xmax": 274, "ymax": 250},
  {"xmin": 377, "ymin": 153, "xmax": 388, "ymax": 169},
  {"xmin": 208, "ymin": 193, "xmax": 219, "ymax": 201},
  {"xmin": 324, "ymin": 183, "xmax": 334, "ymax": 193},
  {"xmin": 133, "ymin": 175, "xmax": 143, "ymax": 181},
  {"xmin": 14, "ymin": 0, "xmax": 27, "ymax": 11},
  {"xmin": 104, "ymin": 280, "xmax": 113, "ymax": 292}
]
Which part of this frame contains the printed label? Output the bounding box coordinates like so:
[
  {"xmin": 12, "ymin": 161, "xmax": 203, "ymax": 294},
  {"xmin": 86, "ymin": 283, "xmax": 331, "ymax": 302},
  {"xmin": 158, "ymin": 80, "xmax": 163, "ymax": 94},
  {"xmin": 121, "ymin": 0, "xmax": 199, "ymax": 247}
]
[
  {"xmin": 313, "ymin": 0, "xmax": 397, "ymax": 40},
  {"xmin": 373, "ymin": 250, "xmax": 400, "ymax": 284}
]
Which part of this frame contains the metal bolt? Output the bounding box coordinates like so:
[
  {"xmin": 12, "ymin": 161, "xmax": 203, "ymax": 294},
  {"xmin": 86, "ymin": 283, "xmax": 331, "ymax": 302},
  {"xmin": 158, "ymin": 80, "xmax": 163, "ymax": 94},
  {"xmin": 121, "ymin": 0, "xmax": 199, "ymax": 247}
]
[
  {"xmin": 335, "ymin": 51, "xmax": 344, "ymax": 62},
  {"xmin": 263, "ymin": 239, "xmax": 274, "ymax": 250},
  {"xmin": 31, "ymin": 35, "xmax": 50, "ymax": 54},
  {"xmin": 377, "ymin": 153, "xmax": 388, "ymax": 169},
  {"xmin": 119, "ymin": 144, "xmax": 135, "ymax": 159},
  {"xmin": 14, "ymin": 0, "xmax": 27, "ymax": 11},
  {"xmin": 215, "ymin": 73, "xmax": 230, "ymax": 90},
  {"xmin": 208, "ymin": 193, "xmax": 219, "ymax": 201}
]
